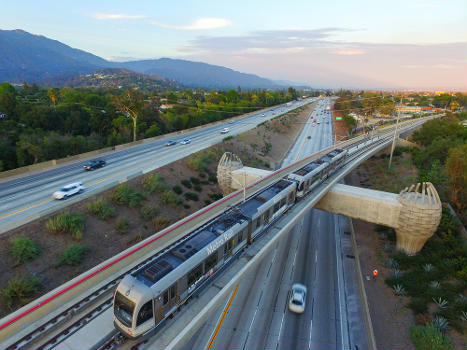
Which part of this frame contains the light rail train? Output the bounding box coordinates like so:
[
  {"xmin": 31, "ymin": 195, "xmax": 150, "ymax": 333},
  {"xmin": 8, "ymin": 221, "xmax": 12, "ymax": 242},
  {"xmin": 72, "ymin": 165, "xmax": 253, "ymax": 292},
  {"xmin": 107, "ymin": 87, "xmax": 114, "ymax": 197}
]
[{"xmin": 114, "ymin": 146, "xmax": 351, "ymax": 338}]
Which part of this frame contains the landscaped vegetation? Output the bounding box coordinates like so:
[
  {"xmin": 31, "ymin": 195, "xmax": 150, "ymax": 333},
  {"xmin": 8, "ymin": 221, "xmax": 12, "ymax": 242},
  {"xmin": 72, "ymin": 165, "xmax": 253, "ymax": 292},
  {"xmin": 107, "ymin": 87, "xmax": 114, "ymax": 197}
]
[
  {"xmin": 54, "ymin": 244, "xmax": 90, "ymax": 266},
  {"xmin": 87, "ymin": 198, "xmax": 116, "ymax": 220},
  {"xmin": 45, "ymin": 211, "xmax": 85, "ymax": 240},
  {"xmin": 0, "ymin": 82, "xmax": 302, "ymax": 172},
  {"xmin": 10, "ymin": 237, "xmax": 42, "ymax": 265}
]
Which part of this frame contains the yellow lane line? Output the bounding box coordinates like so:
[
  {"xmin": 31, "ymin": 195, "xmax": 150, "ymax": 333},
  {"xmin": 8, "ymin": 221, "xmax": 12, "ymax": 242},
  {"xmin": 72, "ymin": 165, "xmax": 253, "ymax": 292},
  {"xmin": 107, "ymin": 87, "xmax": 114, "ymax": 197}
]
[
  {"xmin": 0, "ymin": 197, "xmax": 53, "ymax": 219},
  {"xmin": 206, "ymin": 283, "xmax": 240, "ymax": 350}
]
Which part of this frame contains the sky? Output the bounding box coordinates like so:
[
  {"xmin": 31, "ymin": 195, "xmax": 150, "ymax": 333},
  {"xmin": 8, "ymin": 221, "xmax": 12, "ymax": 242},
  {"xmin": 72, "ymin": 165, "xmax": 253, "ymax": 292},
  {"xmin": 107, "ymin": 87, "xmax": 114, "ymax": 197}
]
[{"xmin": 1, "ymin": 0, "xmax": 466, "ymax": 90}]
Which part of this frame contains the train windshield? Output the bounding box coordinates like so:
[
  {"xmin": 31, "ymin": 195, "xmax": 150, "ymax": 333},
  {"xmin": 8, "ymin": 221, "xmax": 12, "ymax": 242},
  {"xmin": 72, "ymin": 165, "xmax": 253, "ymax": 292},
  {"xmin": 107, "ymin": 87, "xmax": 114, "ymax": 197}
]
[{"xmin": 114, "ymin": 291, "xmax": 135, "ymax": 327}]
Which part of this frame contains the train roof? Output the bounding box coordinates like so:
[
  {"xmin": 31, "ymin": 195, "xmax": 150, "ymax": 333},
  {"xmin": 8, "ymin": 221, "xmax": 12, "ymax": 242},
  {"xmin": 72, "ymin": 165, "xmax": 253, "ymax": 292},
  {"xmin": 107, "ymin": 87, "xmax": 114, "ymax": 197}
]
[
  {"xmin": 133, "ymin": 210, "xmax": 247, "ymax": 287},
  {"xmin": 293, "ymin": 159, "xmax": 325, "ymax": 176},
  {"xmin": 239, "ymin": 178, "xmax": 294, "ymax": 217}
]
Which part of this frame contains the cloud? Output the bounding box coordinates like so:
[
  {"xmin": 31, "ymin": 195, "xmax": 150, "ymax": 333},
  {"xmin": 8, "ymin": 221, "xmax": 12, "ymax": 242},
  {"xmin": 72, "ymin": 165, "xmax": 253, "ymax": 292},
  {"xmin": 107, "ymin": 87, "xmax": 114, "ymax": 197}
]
[
  {"xmin": 180, "ymin": 29, "xmax": 466, "ymax": 90},
  {"xmin": 151, "ymin": 18, "xmax": 231, "ymax": 30},
  {"xmin": 334, "ymin": 49, "xmax": 365, "ymax": 55},
  {"xmin": 92, "ymin": 13, "xmax": 146, "ymax": 20},
  {"xmin": 182, "ymin": 28, "xmax": 355, "ymax": 52}
]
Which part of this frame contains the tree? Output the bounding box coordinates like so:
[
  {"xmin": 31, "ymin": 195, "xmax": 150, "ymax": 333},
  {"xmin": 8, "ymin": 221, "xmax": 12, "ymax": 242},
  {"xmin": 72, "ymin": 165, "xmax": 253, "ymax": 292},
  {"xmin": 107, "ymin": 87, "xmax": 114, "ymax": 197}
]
[
  {"xmin": 112, "ymin": 89, "xmax": 143, "ymax": 142},
  {"xmin": 47, "ymin": 88, "xmax": 59, "ymax": 107},
  {"xmin": 445, "ymin": 144, "xmax": 467, "ymax": 216}
]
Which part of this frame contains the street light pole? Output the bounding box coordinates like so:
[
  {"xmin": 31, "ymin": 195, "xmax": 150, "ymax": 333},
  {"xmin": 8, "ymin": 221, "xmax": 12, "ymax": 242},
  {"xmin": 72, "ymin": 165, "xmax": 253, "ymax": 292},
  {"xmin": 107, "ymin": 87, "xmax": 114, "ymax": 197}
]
[{"xmin": 388, "ymin": 98, "xmax": 402, "ymax": 170}]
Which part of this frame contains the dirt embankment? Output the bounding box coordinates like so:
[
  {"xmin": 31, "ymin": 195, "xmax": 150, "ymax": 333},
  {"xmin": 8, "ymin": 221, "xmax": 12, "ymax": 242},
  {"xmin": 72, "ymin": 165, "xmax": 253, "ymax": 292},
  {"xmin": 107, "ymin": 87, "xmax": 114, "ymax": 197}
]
[{"xmin": 0, "ymin": 102, "xmax": 315, "ymax": 317}]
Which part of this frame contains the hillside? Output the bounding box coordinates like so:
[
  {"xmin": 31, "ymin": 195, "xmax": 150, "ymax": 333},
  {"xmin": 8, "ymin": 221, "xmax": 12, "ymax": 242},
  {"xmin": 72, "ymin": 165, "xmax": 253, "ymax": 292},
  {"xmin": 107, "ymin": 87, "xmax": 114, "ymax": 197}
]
[
  {"xmin": 61, "ymin": 68, "xmax": 180, "ymax": 90},
  {"xmin": 0, "ymin": 29, "xmax": 281, "ymax": 89}
]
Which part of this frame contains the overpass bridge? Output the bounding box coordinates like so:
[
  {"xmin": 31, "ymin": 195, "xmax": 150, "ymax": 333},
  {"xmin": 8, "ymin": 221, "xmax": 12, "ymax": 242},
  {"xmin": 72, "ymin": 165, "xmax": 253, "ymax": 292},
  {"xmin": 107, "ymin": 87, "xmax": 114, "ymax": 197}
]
[{"xmin": 0, "ymin": 115, "xmax": 440, "ymax": 350}]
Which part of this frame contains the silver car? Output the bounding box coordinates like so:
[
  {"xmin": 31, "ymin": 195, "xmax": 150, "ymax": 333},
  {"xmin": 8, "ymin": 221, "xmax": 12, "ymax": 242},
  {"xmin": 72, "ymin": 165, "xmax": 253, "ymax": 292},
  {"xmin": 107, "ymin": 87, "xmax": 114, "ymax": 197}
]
[
  {"xmin": 288, "ymin": 283, "xmax": 307, "ymax": 314},
  {"xmin": 53, "ymin": 182, "xmax": 84, "ymax": 200}
]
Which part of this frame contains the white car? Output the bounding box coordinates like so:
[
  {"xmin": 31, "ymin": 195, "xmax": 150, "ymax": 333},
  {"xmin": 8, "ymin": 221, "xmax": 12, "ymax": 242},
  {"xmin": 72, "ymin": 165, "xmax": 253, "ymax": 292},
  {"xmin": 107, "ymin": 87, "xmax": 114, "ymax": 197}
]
[
  {"xmin": 180, "ymin": 139, "xmax": 191, "ymax": 145},
  {"xmin": 220, "ymin": 127, "xmax": 230, "ymax": 134},
  {"xmin": 53, "ymin": 182, "xmax": 84, "ymax": 200},
  {"xmin": 288, "ymin": 283, "xmax": 307, "ymax": 314},
  {"xmin": 261, "ymin": 113, "xmax": 266, "ymax": 117}
]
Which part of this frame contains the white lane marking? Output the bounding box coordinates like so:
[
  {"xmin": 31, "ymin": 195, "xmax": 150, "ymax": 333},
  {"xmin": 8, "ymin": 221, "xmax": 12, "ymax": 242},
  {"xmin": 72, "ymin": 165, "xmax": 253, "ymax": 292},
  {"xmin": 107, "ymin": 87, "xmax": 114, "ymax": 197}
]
[
  {"xmin": 276, "ymin": 311, "xmax": 286, "ymax": 350},
  {"xmin": 308, "ymin": 318, "xmax": 313, "ymax": 349}
]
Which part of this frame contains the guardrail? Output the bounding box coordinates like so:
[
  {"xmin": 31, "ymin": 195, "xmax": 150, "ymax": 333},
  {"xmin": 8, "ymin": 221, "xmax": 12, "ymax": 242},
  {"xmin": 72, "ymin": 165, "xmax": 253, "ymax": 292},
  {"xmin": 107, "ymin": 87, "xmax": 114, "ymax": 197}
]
[{"xmin": 0, "ymin": 116, "xmax": 434, "ymax": 348}]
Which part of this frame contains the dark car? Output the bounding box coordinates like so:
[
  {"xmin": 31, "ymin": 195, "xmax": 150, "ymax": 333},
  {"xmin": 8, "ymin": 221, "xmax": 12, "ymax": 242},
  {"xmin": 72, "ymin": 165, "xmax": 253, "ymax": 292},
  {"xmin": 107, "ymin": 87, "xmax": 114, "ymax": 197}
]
[
  {"xmin": 83, "ymin": 159, "xmax": 106, "ymax": 171},
  {"xmin": 166, "ymin": 140, "xmax": 177, "ymax": 146}
]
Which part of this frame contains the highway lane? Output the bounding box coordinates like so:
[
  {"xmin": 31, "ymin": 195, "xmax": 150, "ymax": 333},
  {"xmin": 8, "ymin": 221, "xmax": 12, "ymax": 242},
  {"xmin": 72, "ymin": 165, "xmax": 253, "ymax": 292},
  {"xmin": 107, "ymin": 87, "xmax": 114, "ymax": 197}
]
[
  {"xmin": 0, "ymin": 98, "xmax": 314, "ymax": 233},
  {"xmin": 184, "ymin": 98, "xmax": 359, "ymax": 350}
]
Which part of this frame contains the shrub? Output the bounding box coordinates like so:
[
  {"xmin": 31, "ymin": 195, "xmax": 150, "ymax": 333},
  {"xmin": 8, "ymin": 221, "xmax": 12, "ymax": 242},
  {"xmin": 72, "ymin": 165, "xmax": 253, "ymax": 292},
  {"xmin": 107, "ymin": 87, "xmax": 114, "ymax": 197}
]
[
  {"xmin": 152, "ymin": 217, "xmax": 171, "ymax": 232},
  {"xmin": 116, "ymin": 217, "xmax": 129, "ymax": 234},
  {"xmin": 111, "ymin": 184, "xmax": 143, "ymax": 208},
  {"xmin": 199, "ymin": 173, "xmax": 206, "ymax": 178},
  {"xmin": 10, "ymin": 238, "xmax": 42, "ymax": 265},
  {"xmin": 172, "ymin": 185, "xmax": 183, "ymax": 195},
  {"xmin": 223, "ymin": 135, "xmax": 234, "ymax": 141},
  {"xmin": 181, "ymin": 179, "xmax": 192, "ymax": 189},
  {"xmin": 183, "ymin": 204, "xmax": 191, "ymax": 209},
  {"xmin": 54, "ymin": 244, "xmax": 89, "ymax": 266},
  {"xmin": 184, "ymin": 192, "xmax": 199, "ymax": 201},
  {"xmin": 209, "ymin": 193, "xmax": 223, "ymax": 201},
  {"xmin": 187, "ymin": 151, "xmax": 217, "ymax": 171},
  {"xmin": 410, "ymin": 324, "xmax": 453, "ymax": 350},
  {"xmin": 190, "ymin": 177, "xmax": 200, "ymax": 185},
  {"xmin": 142, "ymin": 174, "xmax": 169, "ymax": 193},
  {"xmin": 193, "ymin": 184, "xmax": 202, "ymax": 192},
  {"xmin": 140, "ymin": 205, "xmax": 160, "ymax": 221},
  {"xmin": 204, "ymin": 200, "xmax": 212, "ymax": 206},
  {"xmin": 46, "ymin": 212, "xmax": 84, "ymax": 240},
  {"xmin": 87, "ymin": 198, "xmax": 115, "ymax": 220},
  {"xmin": 1, "ymin": 277, "xmax": 40, "ymax": 309},
  {"xmin": 208, "ymin": 174, "xmax": 217, "ymax": 183},
  {"xmin": 160, "ymin": 190, "xmax": 182, "ymax": 208}
]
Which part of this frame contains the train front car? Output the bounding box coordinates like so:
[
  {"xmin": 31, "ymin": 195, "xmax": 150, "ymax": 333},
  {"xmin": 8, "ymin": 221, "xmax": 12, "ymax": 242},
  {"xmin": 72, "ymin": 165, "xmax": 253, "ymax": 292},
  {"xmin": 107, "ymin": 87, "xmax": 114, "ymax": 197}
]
[
  {"xmin": 113, "ymin": 210, "xmax": 249, "ymax": 339},
  {"xmin": 114, "ymin": 275, "xmax": 154, "ymax": 339}
]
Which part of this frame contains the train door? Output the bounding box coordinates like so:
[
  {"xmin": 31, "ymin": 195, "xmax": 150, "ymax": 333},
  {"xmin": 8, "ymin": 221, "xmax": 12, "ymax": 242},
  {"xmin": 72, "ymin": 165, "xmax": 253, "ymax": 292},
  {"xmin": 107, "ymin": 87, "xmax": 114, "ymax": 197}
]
[
  {"xmin": 159, "ymin": 283, "xmax": 178, "ymax": 319},
  {"xmin": 223, "ymin": 239, "xmax": 234, "ymax": 261}
]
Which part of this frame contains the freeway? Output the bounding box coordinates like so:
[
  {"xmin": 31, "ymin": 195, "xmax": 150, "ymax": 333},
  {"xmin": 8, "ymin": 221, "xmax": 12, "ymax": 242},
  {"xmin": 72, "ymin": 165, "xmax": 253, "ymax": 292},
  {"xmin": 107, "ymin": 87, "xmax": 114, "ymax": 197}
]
[
  {"xmin": 184, "ymin": 98, "xmax": 367, "ymax": 349},
  {"xmin": 0, "ymin": 98, "xmax": 314, "ymax": 233}
]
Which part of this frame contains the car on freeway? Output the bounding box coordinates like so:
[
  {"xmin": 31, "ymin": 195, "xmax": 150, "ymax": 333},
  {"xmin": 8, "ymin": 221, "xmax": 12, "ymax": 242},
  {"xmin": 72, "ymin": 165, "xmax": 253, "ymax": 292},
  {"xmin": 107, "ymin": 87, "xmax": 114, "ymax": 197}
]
[
  {"xmin": 83, "ymin": 159, "xmax": 106, "ymax": 171},
  {"xmin": 53, "ymin": 182, "xmax": 84, "ymax": 200},
  {"xmin": 228, "ymin": 120, "xmax": 234, "ymax": 124},
  {"xmin": 180, "ymin": 139, "xmax": 191, "ymax": 145},
  {"xmin": 261, "ymin": 113, "xmax": 266, "ymax": 117},
  {"xmin": 220, "ymin": 127, "xmax": 230, "ymax": 134},
  {"xmin": 288, "ymin": 283, "xmax": 307, "ymax": 314},
  {"xmin": 307, "ymin": 136, "xmax": 311, "ymax": 139},
  {"xmin": 166, "ymin": 140, "xmax": 177, "ymax": 146}
]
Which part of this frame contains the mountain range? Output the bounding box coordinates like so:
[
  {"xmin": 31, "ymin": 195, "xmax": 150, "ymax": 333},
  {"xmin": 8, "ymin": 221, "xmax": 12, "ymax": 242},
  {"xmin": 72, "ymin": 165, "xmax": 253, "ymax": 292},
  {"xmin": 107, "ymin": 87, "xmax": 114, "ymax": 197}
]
[{"xmin": 0, "ymin": 29, "xmax": 284, "ymax": 89}]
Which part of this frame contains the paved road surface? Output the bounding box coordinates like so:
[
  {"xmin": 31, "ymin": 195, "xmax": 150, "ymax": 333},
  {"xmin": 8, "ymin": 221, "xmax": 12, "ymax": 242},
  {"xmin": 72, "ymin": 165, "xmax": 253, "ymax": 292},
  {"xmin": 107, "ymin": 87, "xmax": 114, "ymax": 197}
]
[
  {"xmin": 0, "ymin": 99, "xmax": 313, "ymax": 233},
  {"xmin": 185, "ymin": 98, "xmax": 368, "ymax": 350}
]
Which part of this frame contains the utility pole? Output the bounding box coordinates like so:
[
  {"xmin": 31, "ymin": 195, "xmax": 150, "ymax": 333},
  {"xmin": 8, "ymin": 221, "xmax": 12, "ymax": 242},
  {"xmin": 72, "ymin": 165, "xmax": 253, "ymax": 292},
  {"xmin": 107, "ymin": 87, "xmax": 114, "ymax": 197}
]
[{"xmin": 388, "ymin": 98, "xmax": 402, "ymax": 169}]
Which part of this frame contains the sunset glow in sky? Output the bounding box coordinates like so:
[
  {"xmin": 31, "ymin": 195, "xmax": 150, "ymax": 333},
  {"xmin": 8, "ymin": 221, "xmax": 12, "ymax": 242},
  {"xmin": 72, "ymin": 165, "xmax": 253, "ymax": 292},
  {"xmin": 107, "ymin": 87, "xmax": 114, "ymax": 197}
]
[{"xmin": 2, "ymin": 0, "xmax": 466, "ymax": 90}]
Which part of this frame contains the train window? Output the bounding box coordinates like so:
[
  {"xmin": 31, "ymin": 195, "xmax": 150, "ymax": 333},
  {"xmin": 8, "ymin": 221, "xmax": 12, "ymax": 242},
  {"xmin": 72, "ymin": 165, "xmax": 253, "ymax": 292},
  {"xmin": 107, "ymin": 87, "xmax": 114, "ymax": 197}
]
[
  {"xmin": 253, "ymin": 218, "xmax": 259, "ymax": 230},
  {"xmin": 298, "ymin": 182, "xmax": 304, "ymax": 191},
  {"xmin": 205, "ymin": 253, "xmax": 217, "ymax": 271},
  {"xmin": 188, "ymin": 264, "xmax": 203, "ymax": 286},
  {"xmin": 237, "ymin": 231, "xmax": 243, "ymax": 244},
  {"xmin": 136, "ymin": 300, "xmax": 153, "ymax": 326},
  {"xmin": 162, "ymin": 290, "xmax": 169, "ymax": 305},
  {"xmin": 280, "ymin": 198, "xmax": 286, "ymax": 208},
  {"xmin": 274, "ymin": 202, "xmax": 280, "ymax": 212},
  {"xmin": 288, "ymin": 192, "xmax": 294, "ymax": 203},
  {"xmin": 224, "ymin": 240, "xmax": 232, "ymax": 257},
  {"xmin": 170, "ymin": 284, "xmax": 177, "ymax": 299},
  {"xmin": 114, "ymin": 291, "xmax": 135, "ymax": 328}
]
